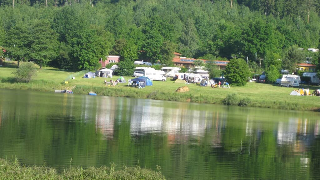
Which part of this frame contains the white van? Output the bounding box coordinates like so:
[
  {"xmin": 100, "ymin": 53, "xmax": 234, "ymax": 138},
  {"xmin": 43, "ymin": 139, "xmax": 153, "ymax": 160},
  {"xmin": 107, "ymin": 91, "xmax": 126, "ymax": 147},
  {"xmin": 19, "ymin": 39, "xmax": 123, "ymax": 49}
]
[
  {"xmin": 133, "ymin": 67, "xmax": 153, "ymax": 77},
  {"xmin": 145, "ymin": 69, "xmax": 166, "ymax": 81},
  {"xmin": 133, "ymin": 67, "xmax": 166, "ymax": 81},
  {"xmin": 280, "ymin": 75, "xmax": 300, "ymax": 87}
]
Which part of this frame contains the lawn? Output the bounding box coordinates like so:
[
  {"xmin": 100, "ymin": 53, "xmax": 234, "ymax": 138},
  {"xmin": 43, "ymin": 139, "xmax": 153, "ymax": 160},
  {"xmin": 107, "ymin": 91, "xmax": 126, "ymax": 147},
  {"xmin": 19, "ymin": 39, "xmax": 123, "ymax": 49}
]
[{"xmin": 1, "ymin": 65, "xmax": 319, "ymax": 111}]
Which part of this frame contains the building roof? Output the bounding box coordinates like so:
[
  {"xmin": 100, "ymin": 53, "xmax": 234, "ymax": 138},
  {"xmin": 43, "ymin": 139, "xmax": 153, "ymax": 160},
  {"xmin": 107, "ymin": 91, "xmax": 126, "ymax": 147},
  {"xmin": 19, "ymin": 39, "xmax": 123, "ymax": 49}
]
[{"xmin": 297, "ymin": 63, "xmax": 316, "ymax": 67}]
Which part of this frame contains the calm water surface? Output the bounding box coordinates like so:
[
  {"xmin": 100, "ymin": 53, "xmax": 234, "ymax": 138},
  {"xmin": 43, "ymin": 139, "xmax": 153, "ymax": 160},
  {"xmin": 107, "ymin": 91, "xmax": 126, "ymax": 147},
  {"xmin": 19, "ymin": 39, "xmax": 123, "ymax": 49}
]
[{"xmin": 0, "ymin": 89, "xmax": 320, "ymax": 179}]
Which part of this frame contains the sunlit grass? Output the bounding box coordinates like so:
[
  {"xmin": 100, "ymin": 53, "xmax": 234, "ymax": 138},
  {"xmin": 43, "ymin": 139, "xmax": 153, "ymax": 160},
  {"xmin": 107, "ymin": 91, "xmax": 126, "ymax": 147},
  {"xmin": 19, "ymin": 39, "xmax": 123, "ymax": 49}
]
[{"xmin": 1, "ymin": 65, "xmax": 320, "ymax": 111}]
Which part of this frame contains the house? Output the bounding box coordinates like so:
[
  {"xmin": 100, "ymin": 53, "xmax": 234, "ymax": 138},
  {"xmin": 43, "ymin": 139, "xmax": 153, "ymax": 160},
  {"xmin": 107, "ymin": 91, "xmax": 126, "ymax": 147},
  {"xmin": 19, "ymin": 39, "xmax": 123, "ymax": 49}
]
[
  {"xmin": 297, "ymin": 63, "xmax": 316, "ymax": 72},
  {"xmin": 99, "ymin": 55, "xmax": 120, "ymax": 68},
  {"xmin": 172, "ymin": 52, "xmax": 229, "ymax": 70}
]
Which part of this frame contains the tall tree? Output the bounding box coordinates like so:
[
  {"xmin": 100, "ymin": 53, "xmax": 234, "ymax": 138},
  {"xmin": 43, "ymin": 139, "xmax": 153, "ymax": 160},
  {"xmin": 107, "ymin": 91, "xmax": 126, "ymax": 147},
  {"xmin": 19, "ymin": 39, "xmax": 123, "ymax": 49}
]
[
  {"xmin": 178, "ymin": 18, "xmax": 199, "ymax": 58},
  {"xmin": 282, "ymin": 45, "xmax": 306, "ymax": 73},
  {"xmin": 225, "ymin": 58, "xmax": 250, "ymax": 86},
  {"xmin": 4, "ymin": 24, "xmax": 31, "ymax": 66},
  {"xmin": 29, "ymin": 20, "xmax": 58, "ymax": 68}
]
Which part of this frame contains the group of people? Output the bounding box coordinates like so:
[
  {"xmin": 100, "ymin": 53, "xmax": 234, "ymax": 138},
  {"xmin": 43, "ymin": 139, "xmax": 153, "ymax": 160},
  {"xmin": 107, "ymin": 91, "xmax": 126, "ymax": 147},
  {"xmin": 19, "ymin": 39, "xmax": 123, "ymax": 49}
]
[
  {"xmin": 104, "ymin": 76, "xmax": 126, "ymax": 87},
  {"xmin": 211, "ymin": 80, "xmax": 230, "ymax": 88},
  {"xmin": 104, "ymin": 80, "xmax": 117, "ymax": 86}
]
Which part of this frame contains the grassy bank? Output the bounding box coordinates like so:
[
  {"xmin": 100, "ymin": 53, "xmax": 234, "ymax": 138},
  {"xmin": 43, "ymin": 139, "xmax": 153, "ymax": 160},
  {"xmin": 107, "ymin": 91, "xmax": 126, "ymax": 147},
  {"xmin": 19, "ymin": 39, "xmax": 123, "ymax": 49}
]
[
  {"xmin": 0, "ymin": 158, "xmax": 165, "ymax": 180},
  {"xmin": 1, "ymin": 65, "xmax": 320, "ymax": 111}
]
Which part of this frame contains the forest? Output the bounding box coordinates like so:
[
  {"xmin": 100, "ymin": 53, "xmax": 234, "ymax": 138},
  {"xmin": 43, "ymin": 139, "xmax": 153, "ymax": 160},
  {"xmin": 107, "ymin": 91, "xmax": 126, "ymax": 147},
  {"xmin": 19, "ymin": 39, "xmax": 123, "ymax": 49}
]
[{"xmin": 0, "ymin": 0, "xmax": 319, "ymax": 74}]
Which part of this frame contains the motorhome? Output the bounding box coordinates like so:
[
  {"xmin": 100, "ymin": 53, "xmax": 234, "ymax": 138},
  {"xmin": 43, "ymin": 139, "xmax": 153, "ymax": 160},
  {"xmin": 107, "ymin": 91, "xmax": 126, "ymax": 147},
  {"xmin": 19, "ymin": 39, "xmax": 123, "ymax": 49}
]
[
  {"xmin": 133, "ymin": 67, "xmax": 166, "ymax": 81},
  {"xmin": 133, "ymin": 67, "xmax": 152, "ymax": 77},
  {"xmin": 280, "ymin": 75, "xmax": 300, "ymax": 87},
  {"xmin": 302, "ymin": 72, "xmax": 319, "ymax": 84}
]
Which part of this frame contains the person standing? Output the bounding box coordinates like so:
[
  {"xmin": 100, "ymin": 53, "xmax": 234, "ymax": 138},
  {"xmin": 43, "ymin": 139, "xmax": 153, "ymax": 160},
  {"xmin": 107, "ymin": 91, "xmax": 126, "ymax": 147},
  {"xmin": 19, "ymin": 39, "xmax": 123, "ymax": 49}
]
[{"xmin": 218, "ymin": 81, "xmax": 221, "ymax": 88}]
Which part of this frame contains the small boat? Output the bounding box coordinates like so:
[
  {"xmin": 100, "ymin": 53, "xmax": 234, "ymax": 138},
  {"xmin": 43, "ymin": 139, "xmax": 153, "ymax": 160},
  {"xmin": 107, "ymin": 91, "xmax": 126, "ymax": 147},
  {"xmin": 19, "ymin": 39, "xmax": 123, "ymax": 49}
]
[
  {"xmin": 88, "ymin": 91, "xmax": 97, "ymax": 96},
  {"xmin": 55, "ymin": 90, "xmax": 66, "ymax": 93},
  {"xmin": 55, "ymin": 90, "xmax": 73, "ymax": 94}
]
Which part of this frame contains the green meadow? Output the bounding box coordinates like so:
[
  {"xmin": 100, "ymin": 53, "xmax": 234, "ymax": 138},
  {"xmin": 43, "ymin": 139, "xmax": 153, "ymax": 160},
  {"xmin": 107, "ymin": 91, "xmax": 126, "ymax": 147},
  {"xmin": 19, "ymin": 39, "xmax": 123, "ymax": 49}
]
[{"xmin": 1, "ymin": 65, "xmax": 319, "ymax": 111}]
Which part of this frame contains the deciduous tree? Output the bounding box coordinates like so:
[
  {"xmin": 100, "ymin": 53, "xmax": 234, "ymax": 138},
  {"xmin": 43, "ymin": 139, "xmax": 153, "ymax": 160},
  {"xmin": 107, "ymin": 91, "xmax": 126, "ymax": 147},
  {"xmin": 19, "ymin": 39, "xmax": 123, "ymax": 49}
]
[{"xmin": 225, "ymin": 58, "xmax": 250, "ymax": 86}]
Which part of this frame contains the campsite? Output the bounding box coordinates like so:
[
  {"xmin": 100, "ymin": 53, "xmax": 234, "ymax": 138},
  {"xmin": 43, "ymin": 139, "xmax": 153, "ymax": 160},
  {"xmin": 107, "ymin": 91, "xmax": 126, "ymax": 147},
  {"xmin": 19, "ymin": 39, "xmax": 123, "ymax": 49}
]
[{"xmin": 0, "ymin": 66, "xmax": 320, "ymax": 111}]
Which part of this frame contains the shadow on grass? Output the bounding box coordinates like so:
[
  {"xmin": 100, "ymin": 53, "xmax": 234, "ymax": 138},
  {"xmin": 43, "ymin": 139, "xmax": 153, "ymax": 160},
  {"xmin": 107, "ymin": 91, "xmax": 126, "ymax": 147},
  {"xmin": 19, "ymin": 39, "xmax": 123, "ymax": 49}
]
[
  {"xmin": 270, "ymin": 83, "xmax": 319, "ymax": 91},
  {"xmin": 1, "ymin": 77, "xmax": 17, "ymax": 83},
  {"xmin": 2, "ymin": 62, "xmax": 18, "ymax": 68}
]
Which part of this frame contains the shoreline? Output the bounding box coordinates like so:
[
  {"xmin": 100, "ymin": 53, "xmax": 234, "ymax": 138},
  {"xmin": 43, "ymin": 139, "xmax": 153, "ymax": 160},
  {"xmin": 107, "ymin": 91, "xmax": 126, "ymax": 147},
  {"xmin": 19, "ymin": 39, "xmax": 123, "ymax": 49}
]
[
  {"xmin": 1, "ymin": 66, "xmax": 319, "ymax": 112},
  {"xmin": 1, "ymin": 83, "xmax": 319, "ymax": 112}
]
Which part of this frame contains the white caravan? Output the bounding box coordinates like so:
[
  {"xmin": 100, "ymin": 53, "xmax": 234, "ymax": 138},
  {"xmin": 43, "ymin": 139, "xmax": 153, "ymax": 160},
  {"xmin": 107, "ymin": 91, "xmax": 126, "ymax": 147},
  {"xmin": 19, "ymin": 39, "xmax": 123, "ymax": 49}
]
[
  {"xmin": 302, "ymin": 72, "xmax": 320, "ymax": 84},
  {"xmin": 133, "ymin": 67, "xmax": 166, "ymax": 81},
  {"xmin": 280, "ymin": 75, "xmax": 300, "ymax": 87}
]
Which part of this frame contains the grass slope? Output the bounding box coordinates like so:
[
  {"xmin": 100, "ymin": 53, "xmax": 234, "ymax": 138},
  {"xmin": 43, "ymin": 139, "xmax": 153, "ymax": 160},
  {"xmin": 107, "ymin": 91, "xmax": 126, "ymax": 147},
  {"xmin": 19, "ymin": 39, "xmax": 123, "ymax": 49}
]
[{"xmin": 0, "ymin": 65, "xmax": 319, "ymax": 111}]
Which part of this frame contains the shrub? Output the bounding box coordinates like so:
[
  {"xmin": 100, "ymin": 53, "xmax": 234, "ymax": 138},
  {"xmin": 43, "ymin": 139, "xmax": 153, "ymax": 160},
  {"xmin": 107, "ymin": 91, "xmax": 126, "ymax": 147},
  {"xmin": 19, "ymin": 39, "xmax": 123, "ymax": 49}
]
[
  {"xmin": 239, "ymin": 97, "xmax": 251, "ymax": 107},
  {"xmin": 223, "ymin": 93, "xmax": 240, "ymax": 105},
  {"xmin": 13, "ymin": 62, "xmax": 37, "ymax": 83}
]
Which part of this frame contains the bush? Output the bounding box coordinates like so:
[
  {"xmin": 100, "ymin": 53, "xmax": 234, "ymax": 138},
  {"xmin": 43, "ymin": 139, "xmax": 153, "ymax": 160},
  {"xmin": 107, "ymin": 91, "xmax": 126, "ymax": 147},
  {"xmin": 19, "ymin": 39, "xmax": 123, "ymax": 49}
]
[
  {"xmin": 239, "ymin": 97, "xmax": 251, "ymax": 107},
  {"xmin": 13, "ymin": 62, "xmax": 37, "ymax": 83},
  {"xmin": 223, "ymin": 93, "xmax": 240, "ymax": 105}
]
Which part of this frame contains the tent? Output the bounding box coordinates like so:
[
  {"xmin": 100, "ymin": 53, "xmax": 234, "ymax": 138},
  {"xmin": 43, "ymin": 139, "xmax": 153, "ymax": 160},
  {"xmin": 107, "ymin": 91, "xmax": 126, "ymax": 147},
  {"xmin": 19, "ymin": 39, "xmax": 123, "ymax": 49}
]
[
  {"xmin": 290, "ymin": 90, "xmax": 301, "ymax": 96},
  {"xmin": 83, "ymin": 72, "xmax": 95, "ymax": 78},
  {"xmin": 98, "ymin": 68, "xmax": 113, "ymax": 78},
  {"xmin": 130, "ymin": 77, "xmax": 153, "ymax": 87}
]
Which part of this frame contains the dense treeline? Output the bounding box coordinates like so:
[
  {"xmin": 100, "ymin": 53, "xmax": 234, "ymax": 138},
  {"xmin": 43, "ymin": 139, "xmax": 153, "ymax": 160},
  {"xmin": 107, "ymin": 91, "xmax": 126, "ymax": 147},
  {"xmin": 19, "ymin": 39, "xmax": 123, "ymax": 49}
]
[{"xmin": 0, "ymin": 0, "xmax": 319, "ymax": 72}]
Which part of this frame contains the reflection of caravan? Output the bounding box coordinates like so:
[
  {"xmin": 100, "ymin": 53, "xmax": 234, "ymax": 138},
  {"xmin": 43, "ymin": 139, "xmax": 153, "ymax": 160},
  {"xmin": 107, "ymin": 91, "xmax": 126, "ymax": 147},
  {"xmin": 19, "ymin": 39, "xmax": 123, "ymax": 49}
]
[
  {"xmin": 303, "ymin": 72, "xmax": 319, "ymax": 84},
  {"xmin": 280, "ymin": 75, "xmax": 300, "ymax": 87}
]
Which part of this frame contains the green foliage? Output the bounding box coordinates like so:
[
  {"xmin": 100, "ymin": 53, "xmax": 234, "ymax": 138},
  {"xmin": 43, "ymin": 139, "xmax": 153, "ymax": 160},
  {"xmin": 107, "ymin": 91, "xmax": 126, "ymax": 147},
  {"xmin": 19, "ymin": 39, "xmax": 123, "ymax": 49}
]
[
  {"xmin": 193, "ymin": 60, "xmax": 204, "ymax": 67},
  {"xmin": 151, "ymin": 64, "xmax": 162, "ymax": 70},
  {"xmin": 1, "ymin": 0, "xmax": 320, "ymax": 74},
  {"xmin": 239, "ymin": 97, "xmax": 251, "ymax": 107},
  {"xmin": 29, "ymin": 19, "xmax": 59, "ymax": 68},
  {"xmin": 223, "ymin": 93, "xmax": 240, "ymax": 105},
  {"xmin": 13, "ymin": 62, "xmax": 37, "ymax": 82},
  {"xmin": 223, "ymin": 93, "xmax": 251, "ymax": 107},
  {"xmin": 205, "ymin": 62, "xmax": 221, "ymax": 79},
  {"xmin": 159, "ymin": 41, "xmax": 175, "ymax": 66},
  {"xmin": 106, "ymin": 63, "xmax": 117, "ymax": 69},
  {"xmin": 266, "ymin": 65, "xmax": 281, "ymax": 83},
  {"xmin": 115, "ymin": 60, "xmax": 135, "ymax": 76},
  {"xmin": 225, "ymin": 58, "xmax": 251, "ymax": 86},
  {"xmin": 282, "ymin": 45, "xmax": 306, "ymax": 73},
  {"xmin": 180, "ymin": 67, "xmax": 188, "ymax": 73}
]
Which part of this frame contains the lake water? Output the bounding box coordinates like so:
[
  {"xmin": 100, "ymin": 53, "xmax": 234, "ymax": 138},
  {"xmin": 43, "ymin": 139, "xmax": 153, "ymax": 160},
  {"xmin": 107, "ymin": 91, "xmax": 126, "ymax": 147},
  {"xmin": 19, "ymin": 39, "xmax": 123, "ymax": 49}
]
[{"xmin": 0, "ymin": 89, "xmax": 319, "ymax": 179}]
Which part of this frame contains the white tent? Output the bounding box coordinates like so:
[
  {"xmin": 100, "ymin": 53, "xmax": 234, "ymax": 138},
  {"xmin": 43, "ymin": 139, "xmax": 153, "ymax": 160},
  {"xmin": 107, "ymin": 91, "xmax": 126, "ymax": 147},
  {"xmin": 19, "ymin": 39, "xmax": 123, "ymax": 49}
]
[
  {"xmin": 290, "ymin": 91, "xmax": 301, "ymax": 96},
  {"xmin": 98, "ymin": 69, "xmax": 113, "ymax": 78}
]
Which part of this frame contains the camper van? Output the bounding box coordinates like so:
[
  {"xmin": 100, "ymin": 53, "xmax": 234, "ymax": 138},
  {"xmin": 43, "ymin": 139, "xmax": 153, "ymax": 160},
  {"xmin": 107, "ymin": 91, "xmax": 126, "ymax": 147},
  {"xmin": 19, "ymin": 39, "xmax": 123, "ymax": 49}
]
[
  {"xmin": 302, "ymin": 72, "xmax": 320, "ymax": 85},
  {"xmin": 280, "ymin": 75, "xmax": 300, "ymax": 87},
  {"xmin": 133, "ymin": 67, "xmax": 166, "ymax": 81}
]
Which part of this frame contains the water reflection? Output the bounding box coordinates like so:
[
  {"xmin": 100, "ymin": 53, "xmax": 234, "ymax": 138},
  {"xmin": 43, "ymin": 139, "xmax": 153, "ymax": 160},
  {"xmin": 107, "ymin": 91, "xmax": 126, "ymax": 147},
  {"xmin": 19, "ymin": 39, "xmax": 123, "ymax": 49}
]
[{"xmin": 1, "ymin": 89, "xmax": 320, "ymax": 179}]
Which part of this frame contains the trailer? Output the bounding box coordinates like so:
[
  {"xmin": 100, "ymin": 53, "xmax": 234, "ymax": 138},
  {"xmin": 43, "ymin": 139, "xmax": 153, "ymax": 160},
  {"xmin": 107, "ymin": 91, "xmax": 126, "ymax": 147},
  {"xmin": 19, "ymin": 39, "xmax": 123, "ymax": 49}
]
[{"xmin": 302, "ymin": 72, "xmax": 319, "ymax": 85}]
